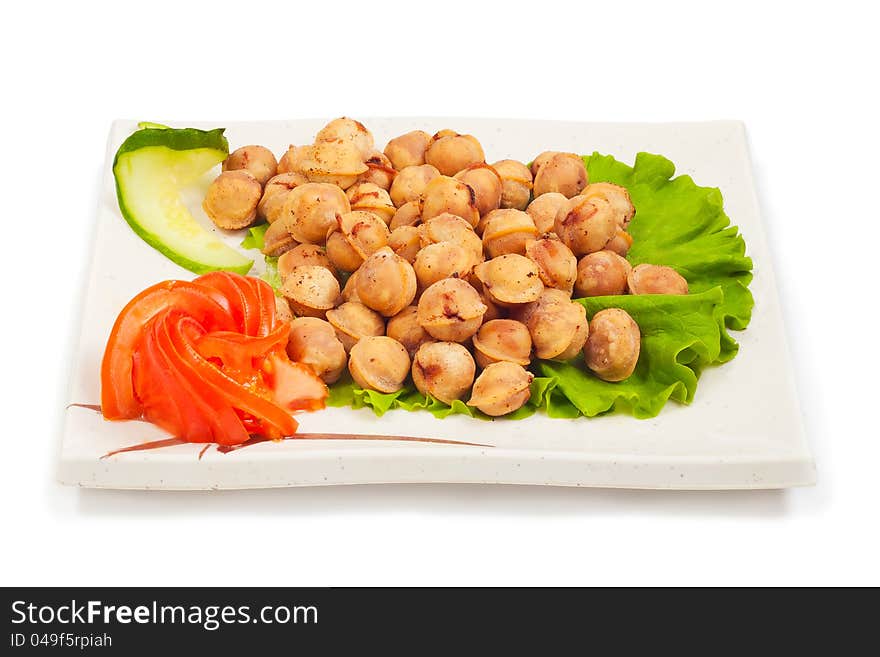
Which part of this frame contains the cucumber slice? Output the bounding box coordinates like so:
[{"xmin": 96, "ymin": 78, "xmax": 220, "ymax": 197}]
[{"xmin": 113, "ymin": 126, "xmax": 253, "ymax": 275}]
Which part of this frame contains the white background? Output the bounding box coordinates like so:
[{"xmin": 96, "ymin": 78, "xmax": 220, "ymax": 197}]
[{"xmin": 1, "ymin": 0, "xmax": 877, "ymax": 586}]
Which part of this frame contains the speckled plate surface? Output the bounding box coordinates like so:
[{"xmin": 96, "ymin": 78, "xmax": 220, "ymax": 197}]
[{"xmin": 57, "ymin": 118, "xmax": 815, "ymax": 490}]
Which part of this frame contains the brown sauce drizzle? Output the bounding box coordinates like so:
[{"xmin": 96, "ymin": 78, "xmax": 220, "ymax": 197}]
[
  {"xmin": 73, "ymin": 401, "xmax": 493, "ymax": 460},
  {"xmin": 295, "ymin": 433, "xmax": 490, "ymax": 447},
  {"xmin": 67, "ymin": 403, "xmax": 103, "ymax": 412},
  {"xmin": 217, "ymin": 433, "xmax": 491, "ymax": 455},
  {"xmin": 101, "ymin": 432, "xmax": 490, "ymax": 459},
  {"xmin": 69, "ymin": 403, "xmax": 150, "ymax": 423},
  {"xmin": 214, "ymin": 434, "xmax": 276, "ymax": 454},
  {"xmin": 100, "ymin": 437, "xmax": 188, "ymax": 459}
]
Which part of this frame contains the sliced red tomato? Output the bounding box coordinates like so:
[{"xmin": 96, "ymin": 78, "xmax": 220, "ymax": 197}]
[
  {"xmin": 153, "ymin": 312, "xmax": 251, "ymax": 445},
  {"xmin": 101, "ymin": 280, "xmax": 234, "ymax": 419},
  {"xmin": 247, "ymin": 275, "xmax": 279, "ymax": 336},
  {"xmin": 134, "ymin": 322, "xmax": 187, "ymax": 438},
  {"xmin": 195, "ymin": 322, "xmax": 289, "ymax": 372},
  {"xmin": 263, "ymin": 354, "xmax": 329, "ymax": 412},
  {"xmin": 167, "ymin": 315, "xmax": 299, "ymax": 439},
  {"xmin": 139, "ymin": 314, "xmax": 213, "ymax": 442},
  {"xmin": 198, "ymin": 271, "xmax": 264, "ymax": 336},
  {"xmin": 100, "ymin": 272, "xmax": 327, "ymax": 445}
]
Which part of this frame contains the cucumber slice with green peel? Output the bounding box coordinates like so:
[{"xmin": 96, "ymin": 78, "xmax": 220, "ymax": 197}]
[{"xmin": 113, "ymin": 126, "xmax": 254, "ymax": 275}]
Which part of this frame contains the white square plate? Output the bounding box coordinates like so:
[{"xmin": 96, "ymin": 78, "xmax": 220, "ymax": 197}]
[{"xmin": 58, "ymin": 118, "xmax": 815, "ymax": 490}]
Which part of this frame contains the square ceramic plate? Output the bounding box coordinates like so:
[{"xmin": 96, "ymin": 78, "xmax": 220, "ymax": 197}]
[{"xmin": 58, "ymin": 118, "xmax": 815, "ymax": 490}]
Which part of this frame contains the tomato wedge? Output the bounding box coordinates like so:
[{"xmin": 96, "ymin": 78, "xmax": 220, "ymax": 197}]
[
  {"xmin": 248, "ymin": 275, "xmax": 279, "ymax": 336},
  {"xmin": 167, "ymin": 315, "xmax": 299, "ymax": 439},
  {"xmin": 263, "ymin": 354, "xmax": 329, "ymax": 412},
  {"xmin": 197, "ymin": 271, "xmax": 264, "ymax": 336},
  {"xmin": 195, "ymin": 322, "xmax": 289, "ymax": 372},
  {"xmin": 100, "ymin": 272, "xmax": 327, "ymax": 445},
  {"xmin": 152, "ymin": 311, "xmax": 250, "ymax": 444},
  {"xmin": 101, "ymin": 280, "xmax": 234, "ymax": 419}
]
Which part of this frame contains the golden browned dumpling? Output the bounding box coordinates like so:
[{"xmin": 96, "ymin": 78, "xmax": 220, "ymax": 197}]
[
  {"xmin": 411, "ymin": 341, "xmax": 476, "ymax": 404},
  {"xmin": 454, "ymin": 163, "xmax": 503, "ymax": 217},
  {"xmin": 467, "ymin": 362, "xmax": 533, "ymax": 416},
  {"xmin": 627, "ymin": 264, "xmax": 688, "ymax": 295},
  {"xmin": 384, "ymin": 130, "xmax": 432, "ymax": 170},
  {"xmin": 278, "ymin": 243, "xmax": 336, "ymax": 281},
  {"xmin": 346, "ymin": 182, "xmax": 396, "ymax": 225},
  {"xmin": 389, "ymin": 200, "xmax": 423, "ymax": 229},
  {"xmin": 580, "ymin": 182, "xmax": 635, "ymax": 229},
  {"xmin": 526, "ymin": 192, "xmax": 568, "ymax": 235},
  {"xmin": 532, "ymin": 152, "xmax": 588, "ymax": 198},
  {"xmin": 276, "ymin": 145, "xmax": 309, "ymax": 175},
  {"xmin": 473, "ymin": 254, "xmax": 544, "ymax": 307},
  {"xmin": 325, "ymin": 233, "xmax": 363, "ymax": 274},
  {"xmin": 348, "ymin": 336, "xmax": 411, "ymax": 393},
  {"xmin": 413, "ymin": 241, "xmax": 474, "ymax": 290},
  {"xmin": 280, "ymin": 265, "xmax": 341, "ymax": 319},
  {"xmin": 287, "ymin": 317, "xmax": 348, "ymax": 384},
  {"xmin": 324, "ymin": 233, "xmax": 363, "ymax": 273},
  {"xmin": 355, "ymin": 246, "xmax": 418, "ymax": 316},
  {"xmin": 584, "ymin": 308, "xmax": 641, "ymax": 381},
  {"xmin": 417, "ymin": 278, "xmax": 487, "ymax": 342},
  {"xmin": 386, "ymin": 306, "xmax": 434, "ymax": 357},
  {"xmin": 604, "ymin": 230, "xmax": 634, "ymax": 257},
  {"xmin": 420, "ymin": 176, "xmax": 480, "ymax": 228},
  {"xmin": 387, "ymin": 225, "xmax": 422, "ymax": 263},
  {"xmin": 468, "ymin": 275, "xmax": 507, "ymax": 322},
  {"xmin": 418, "ymin": 213, "xmax": 483, "ymax": 269},
  {"xmin": 275, "ymin": 296, "xmax": 294, "ymax": 323},
  {"xmin": 223, "ymin": 145, "xmax": 278, "ymax": 186},
  {"xmin": 425, "ymin": 131, "xmax": 485, "ymax": 176},
  {"xmin": 529, "ymin": 151, "xmax": 561, "ymax": 177},
  {"xmin": 326, "ymin": 301, "xmax": 386, "ymax": 352},
  {"xmin": 261, "ymin": 220, "xmax": 298, "ymax": 257},
  {"xmin": 575, "ymin": 250, "xmax": 632, "ymax": 297},
  {"xmin": 325, "ymin": 211, "xmax": 390, "ymax": 272},
  {"xmin": 514, "ymin": 288, "xmax": 588, "ymax": 360},
  {"xmin": 281, "ymin": 182, "xmax": 351, "ymax": 244},
  {"xmin": 258, "ymin": 172, "xmax": 309, "ymax": 224},
  {"xmin": 525, "ymin": 237, "xmax": 577, "ymax": 294},
  {"xmin": 298, "ymin": 141, "xmax": 369, "ymax": 189},
  {"xmin": 356, "ymin": 152, "xmax": 397, "ymax": 191},
  {"xmin": 472, "ymin": 319, "xmax": 532, "ymax": 368},
  {"xmin": 492, "ymin": 159, "xmax": 533, "ymax": 211},
  {"xmin": 315, "ymin": 117, "xmax": 375, "ymax": 160},
  {"xmin": 480, "ymin": 209, "xmax": 539, "ymax": 258},
  {"xmin": 203, "ymin": 170, "xmax": 262, "ymax": 230},
  {"xmin": 554, "ymin": 195, "xmax": 619, "ymax": 257},
  {"xmin": 389, "ymin": 164, "xmax": 441, "ymax": 208}
]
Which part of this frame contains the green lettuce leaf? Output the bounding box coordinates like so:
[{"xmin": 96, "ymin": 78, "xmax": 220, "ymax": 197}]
[
  {"xmin": 240, "ymin": 223, "xmax": 268, "ymax": 250},
  {"xmin": 240, "ymin": 223, "xmax": 282, "ymax": 292},
  {"xmin": 137, "ymin": 121, "xmax": 171, "ymax": 130},
  {"xmin": 539, "ymin": 288, "xmax": 726, "ymax": 418},
  {"xmin": 586, "ymin": 152, "xmax": 753, "ymax": 361},
  {"xmin": 327, "ymin": 372, "xmax": 576, "ymax": 421},
  {"xmin": 323, "ymin": 151, "xmax": 754, "ymax": 420}
]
